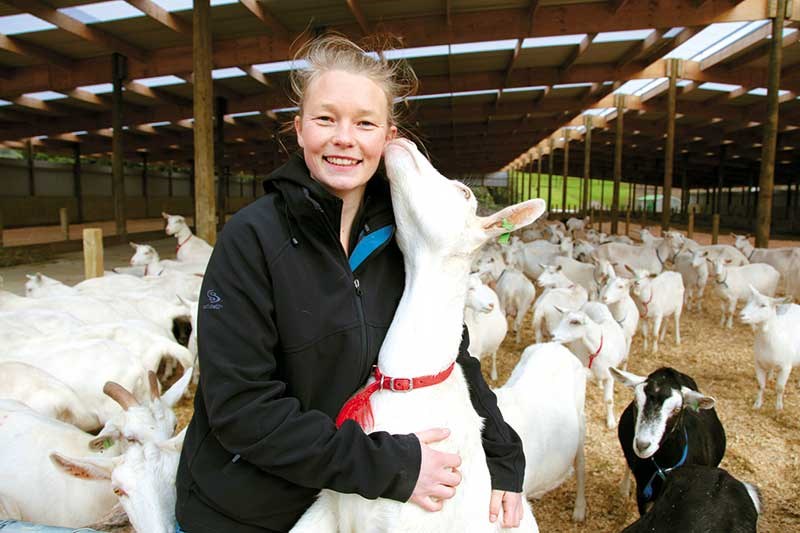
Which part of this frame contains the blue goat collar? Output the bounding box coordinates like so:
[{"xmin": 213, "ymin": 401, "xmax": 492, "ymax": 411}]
[{"xmin": 642, "ymin": 427, "xmax": 689, "ymax": 501}]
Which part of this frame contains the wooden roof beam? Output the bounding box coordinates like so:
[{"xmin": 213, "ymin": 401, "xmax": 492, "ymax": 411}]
[
  {"xmin": 561, "ymin": 33, "xmax": 596, "ymax": 74},
  {"xmin": 238, "ymin": 0, "xmax": 290, "ymax": 38},
  {"xmin": 346, "ymin": 0, "xmax": 371, "ymax": 36},
  {"xmin": 242, "ymin": 65, "xmax": 271, "ymax": 87},
  {"xmin": 123, "ymin": 0, "xmax": 192, "ymax": 35},
  {"xmin": 0, "ymin": 33, "xmax": 72, "ymax": 69},
  {"xmin": 719, "ymin": 25, "xmax": 800, "ymax": 68},
  {"xmin": 5, "ymin": 0, "xmax": 149, "ymax": 63},
  {"xmin": 609, "ymin": 0, "xmax": 634, "ymax": 14}
]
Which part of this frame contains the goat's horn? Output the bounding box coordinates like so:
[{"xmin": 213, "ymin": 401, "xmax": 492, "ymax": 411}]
[
  {"xmin": 103, "ymin": 381, "xmax": 139, "ymax": 411},
  {"xmin": 148, "ymin": 371, "xmax": 160, "ymax": 401}
]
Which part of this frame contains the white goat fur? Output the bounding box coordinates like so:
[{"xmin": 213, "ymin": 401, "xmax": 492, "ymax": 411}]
[
  {"xmin": 290, "ymin": 138, "xmax": 543, "ymax": 533},
  {"xmin": 739, "ymin": 286, "xmax": 800, "ymax": 410},
  {"xmin": 494, "ymin": 342, "xmax": 587, "ymax": 521},
  {"xmin": 464, "ymin": 274, "xmax": 507, "ymax": 381},
  {"xmin": 710, "ymin": 258, "xmax": 779, "ymax": 329},
  {"xmin": 627, "ymin": 269, "xmax": 684, "ymax": 354},
  {"xmin": 162, "ymin": 211, "xmax": 214, "ymax": 263},
  {"xmin": 532, "ymin": 265, "xmax": 589, "ymax": 343}
]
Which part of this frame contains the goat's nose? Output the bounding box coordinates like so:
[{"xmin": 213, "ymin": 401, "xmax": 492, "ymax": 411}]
[
  {"xmin": 635, "ymin": 438, "xmax": 651, "ymax": 454},
  {"xmin": 486, "ymin": 303, "xmax": 494, "ymax": 312}
]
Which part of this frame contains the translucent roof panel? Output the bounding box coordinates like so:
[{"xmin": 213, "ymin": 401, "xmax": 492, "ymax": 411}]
[
  {"xmin": 135, "ymin": 75, "xmax": 185, "ymax": 87},
  {"xmin": 664, "ymin": 27, "xmax": 684, "ymax": 38},
  {"xmin": 452, "ymin": 89, "xmax": 499, "ymax": 97},
  {"xmin": 450, "ymin": 39, "xmax": 517, "ymax": 54},
  {"xmin": 0, "ymin": 99, "xmax": 11, "ymax": 107},
  {"xmin": 693, "ymin": 20, "xmax": 769, "ymax": 62},
  {"xmin": 553, "ymin": 83, "xmax": 594, "ymax": 89},
  {"xmin": 614, "ymin": 79, "xmax": 656, "ymax": 95},
  {"xmin": 503, "ymin": 85, "xmax": 549, "ymax": 93},
  {"xmin": 522, "ymin": 34, "xmax": 588, "ymax": 48},
  {"xmin": 664, "ymin": 22, "xmax": 750, "ymax": 60},
  {"xmin": 594, "ymin": 30, "xmax": 654, "ymax": 43},
  {"xmin": 271, "ymin": 106, "xmax": 300, "ymax": 114},
  {"xmin": 698, "ymin": 82, "xmax": 743, "ymax": 92},
  {"xmin": 748, "ymin": 88, "xmax": 792, "ymax": 96},
  {"xmin": 78, "ymin": 83, "xmax": 114, "ymax": 94},
  {"xmin": 384, "ymin": 45, "xmax": 449, "ymax": 60},
  {"xmin": 405, "ymin": 93, "xmax": 452, "ymax": 102},
  {"xmin": 60, "ymin": 2, "xmax": 143, "ymax": 24},
  {"xmin": 24, "ymin": 91, "xmax": 67, "ymax": 101},
  {"xmin": 152, "ymin": 0, "xmax": 236, "ymax": 9},
  {"xmin": 212, "ymin": 67, "xmax": 246, "ymax": 80},
  {"xmin": 147, "ymin": 121, "xmax": 171, "ymax": 127},
  {"xmin": 0, "ymin": 14, "xmax": 56, "ymax": 35},
  {"xmin": 228, "ymin": 111, "xmax": 261, "ymax": 118},
  {"xmin": 253, "ymin": 60, "xmax": 309, "ymax": 74}
]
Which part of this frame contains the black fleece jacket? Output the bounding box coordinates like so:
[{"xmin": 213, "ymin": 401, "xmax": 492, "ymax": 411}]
[{"xmin": 175, "ymin": 153, "xmax": 525, "ymax": 533}]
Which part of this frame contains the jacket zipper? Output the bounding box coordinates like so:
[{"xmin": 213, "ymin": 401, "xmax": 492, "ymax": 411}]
[{"xmin": 306, "ymin": 193, "xmax": 369, "ymax": 375}]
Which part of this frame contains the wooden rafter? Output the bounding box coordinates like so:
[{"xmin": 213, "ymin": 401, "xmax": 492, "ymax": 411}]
[
  {"xmin": 561, "ymin": 33, "xmax": 596, "ymax": 74},
  {"xmin": 0, "ymin": 33, "xmax": 72, "ymax": 69},
  {"xmin": 4, "ymin": 0, "xmax": 149, "ymax": 63},
  {"xmin": 616, "ymin": 29, "xmax": 665, "ymax": 68},
  {"xmin": 123, "ymin": 0, "xmax": 192, "ymax": 35},
  {"xmin": 346, "ymin": 0, "xmax": 371, "ymax": 36},
  {"xmin": 238, "ymin": 0, "xmax": 290, "ymax": 38},
  {"xmin": 242, "ymin": 65, "xmax": 271, "ymax": 87}
]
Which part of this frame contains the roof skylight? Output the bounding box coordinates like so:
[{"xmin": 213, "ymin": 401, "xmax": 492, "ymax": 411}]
[
  {"xmin": 748, "ymin": 88, "xmax": 791, "ymax": 96},
  {"xmin": 383, "ymin": 45, "xmax": 450, "ymax": 60},
  {"xmin": 60, "ymin": 2, "xmax": 143, "ymax": 24},
  {"xmin": 693, "ymin": 20, "xmax": 769, "ymax": 62},
  {"xmin": 23, "ymin": 91, "xmax": 67, "ymax": 101},
  {"xmin": 229, "ymin": 111, "xmax": 261, "ymax": 118},
  {"xmin": 212, "ymin": 67, "xmax": 246, "ymax": 80},
  {"xmin": 78, "ymin": 83, "xmax": 114, "ymax": 94},
  {"xmin": 503, "ymin": 85, "xmax": 549, "ymax": 93},
  {"xmin": 253, "ymin": 60, "xmax": 309, "ymax": 74},
  {"xmin": 522, "ymin": 34, "xmax": 588, "ymax": 48},
  {"xmin": 0, "ymin": 99, "xmax": 11, "ymax": 107},
  {"xmin": 151, "ymin": 0, "xmax": 236, "ymax": 9},
  {"xmin": 665, "ymin": 22, "xmax": 750, "ymax": 60},
  {"xmin": 147, "ymin": 121, "xmax": 171, "ymax": 127},
  {"xmin": 450, "ymin": 39, "xmax": 517, "ymax": 54},
  {"xmin": 594, "ymin": 30, "xmax": 654, "ymax": 43},
  {"xmin": 135, "ymin": 75, "xmax": 185, "ymax": 87},
  {"xmin": 699, "ymin": 82, "xmax": 742, "ymax": 92},
  {"xmin": 0, "ymin": 14, "xmax": 56, "ymax": 35},
  {"xmin": 270, "ymin": 106, "xmax": 300, "ymax": 113}
]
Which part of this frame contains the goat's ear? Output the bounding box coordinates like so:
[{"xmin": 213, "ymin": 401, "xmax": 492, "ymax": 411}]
[
  {"xmin": 748, "ymin": 284, "xmax": 760, "ymax": 297},
  {"xmin": 25, "ymin": 274, "xmax": 34, "ymax": 280},
  {"xmin": 162, "ymin": 211, "xmax": 170, "ymax": 219},
  {"xmin": 129, "ymin": 241, "xmax": 139, "ymax": 249},
  {"xmin": 648, "ymin": 272, "xmax": 658, "ymax": 278},
  {"xmin": 160, "ymin": 426, "xmax": 187, "ymax": 454},
  {"xmin": 161, "ymin": 366, "xmax": 193, "ymax": 408},
  {"xmin": 624, "ymin": 264, "xmax": 636, "ymax": 276},
  {"xmin": 553, "ymin": 305, "xmax": 567, "ymax": 315},
  {"xmin": 775, "ymin": 295, "xmax": 793, "ymax": 306},
  {"xmin": 555, "ymin": 264, "xmax": 562, "ymax": 272},
  {"xmin": 50, "ymin": 451, "xmax": 120, "ymax": 480},
  {"xmin": 480, "ymin": 199, "xmax": 546, "ymax": 240},
  {"xmin": 609, "ymin": 367, "xmax": 646, "ymax": 388},
  {"xmin": 681, "ymin": 387, "xmax": 715, "ymax": 411}
]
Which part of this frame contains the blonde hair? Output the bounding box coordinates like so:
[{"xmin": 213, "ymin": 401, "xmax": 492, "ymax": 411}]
[{"xmin": 289, "ymin": 34, "xmax": 418, "ymax": 128}]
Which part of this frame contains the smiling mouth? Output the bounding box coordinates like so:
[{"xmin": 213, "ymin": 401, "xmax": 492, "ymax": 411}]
[{"xmin": 324, "ymin": 155, "xmax": 361, "ymax": 167}]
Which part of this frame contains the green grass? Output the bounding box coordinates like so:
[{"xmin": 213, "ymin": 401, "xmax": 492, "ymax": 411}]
[{"xmin": 509, "ymin": 172, "xmax": 634, "ymax": 212}]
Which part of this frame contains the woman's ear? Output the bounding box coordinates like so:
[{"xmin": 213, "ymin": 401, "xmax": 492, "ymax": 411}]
[
  {"xmin": 387, "ymin": 124, "xmax": 398, "ymax": 141},
  {"xmin": 294, "ymin": 115, "xmax": 304, "ymax": 148}
]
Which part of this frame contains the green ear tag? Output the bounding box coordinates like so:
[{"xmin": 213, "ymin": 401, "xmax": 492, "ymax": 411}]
[
  {"xmin": 498, "ymin": 218, "xmax": 515, "ymax": 244},
  {"xmin": 103, "ymin": 438, "xmax": 113, "ymax": 449}
]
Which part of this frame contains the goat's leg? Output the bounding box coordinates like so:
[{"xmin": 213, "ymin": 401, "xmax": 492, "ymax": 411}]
[
  {"xmin": 719, "ymin": 299, "xmax": 727, "ymax": 327},
  {"xmin": 640, "ymin": 319, "xmax": 649, "ymax": 353},
  {"xmin": 572, "ymin": 408, "xmax": 587, "ymax": 522},
  {"xmin": 753, "ymin": 361, "xmax": 767, "ymax": 409},
  {"xmin": 726, "ymin": 298, "xmax": 736, "ymax": 329},
  {"xmin": 603, "ymin": 377, "xmax": 616, "ymax": 429},
  {"xmin": 619, "ymin": 468, "xmax": 632, "ymax": 498},
  {"xmin": 775, "ymin": 365, "xmax": 792, "ymax": 410},
  {"xmin": 673, "ymin": 309, "xmax": 682, "ymax": 345},
  {"xmin": 651, "ymin": 315, "xmax": 663, "ymax": 354},
  {"xmin": 490, "ymin": 352, "xmax": 498, "ymax": 381},
  {"xmin": 658, "ymin": 315, "xmax": 668, "ymax": 343}
]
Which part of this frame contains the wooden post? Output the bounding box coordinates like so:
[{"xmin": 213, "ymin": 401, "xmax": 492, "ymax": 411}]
[
  {"xmin": 536, "ymin": 152, "xmax": 542, "ymax": 198},
  {"xmin": 215, "ymin": 97, "xmax": 228, "ymax": 229},
  {"xmin": 72, "ymin": 143, "xmax": 83, "ymax": 223},
  {"xmin": 662, "ymin": 59, "xmax": 680, "ymax": 231},
  {"xmin": 625, "ymin": 210, "xmax": 631, "ymax": 237},
  {"xmin": 82, "ymin": 228, "xmax": 104, "ymax": 280},
  {"xmin": 59, "ymin": 208, "xmax": 69, "ymax": 240},
  {"xmin": 194, "ymin": 0, "xmax": 217, "ymax": 245},
  {"xmin": 583, "ymin": 115, "xmax": 592, "ymax": 215},
  {"xmin": 561, "ymin": 129, "xmax": 570, "ymax": 214},
  {"xmin": 756, "ymin": 0, "xmax": 787, "ymax": 248},
  {"xmin": 612, "ymin": 96, "xmax": 624, "ymax": 234},
  {"xmin": 527, "ymin": 157, "xmax": 534, "ymax": 201},
  {"xmin": 712, "ymin": 213, "xmax": 720, "ymax": 244},
  {"xmin": 26, "ymin": 138, "xmax": 35, "ymax": 196},
  {"xmin": 547, "ymin": 138, "xmax": 555, "ymax": 212},
  {"xmin": 112, "ymin": 52, "xmax": 127, "ymax": 241},
  {"xmin": 688, "ymin": 206, "xmax": 695, "ymax": 239},
  {"xmin": 680, "ymin": 153, "xmax": 689, "ymax": 222},
  {"xmin": 0, "ymin": 209, "xmax": 4, "ymax": 248}
]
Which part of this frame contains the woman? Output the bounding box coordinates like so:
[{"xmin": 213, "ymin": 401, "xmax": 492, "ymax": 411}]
[{"xmin": 175, "ymin": 35, "xmax": 526, "ymax": 533}]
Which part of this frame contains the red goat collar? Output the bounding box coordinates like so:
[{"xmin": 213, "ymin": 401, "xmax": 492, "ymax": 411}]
[
  {"xmin": 336, "ymin": 361, "xmax": 457, "ymax": 431},
  {"xmin": 176, "ymin": 234, "xmax": 192, "ymax": 253},
  {"xmin": 588, "ymin": 334, "xmax": 604, "ymax": 369}
]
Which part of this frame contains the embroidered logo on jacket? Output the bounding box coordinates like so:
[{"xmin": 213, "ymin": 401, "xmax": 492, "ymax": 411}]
[{"xmin": 203, "ymin": 289, "xmax": 223, "ymax": 310}]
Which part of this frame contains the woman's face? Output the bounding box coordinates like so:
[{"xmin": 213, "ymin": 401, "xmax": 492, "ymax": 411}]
[{"xmin": 294, "ymin": 70, "xmax": 397, "ymax": 200}]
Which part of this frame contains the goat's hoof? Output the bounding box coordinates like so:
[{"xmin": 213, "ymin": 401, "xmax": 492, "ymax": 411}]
[{"xmin": 572, "ymin": 505, "xmax": 586, "ymax": 522}]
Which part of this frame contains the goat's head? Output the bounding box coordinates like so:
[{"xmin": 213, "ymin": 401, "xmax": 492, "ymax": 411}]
[
  {"xmin": 625, "ymin": 265, "xmax": 657, "ymax": 298},
  {"xmin": 731, "ymin": 233, "xmax": 751, "ymax": 250},
  {"xmin": 383, "ymin": 138, "xmax": 545, "ymax": 263},
  {"xmin": 610, "ymin": 367, "xmax": 715, "ymax": 459},
  {"xmin": 600, "ymin": 275, "xmax": 631, "ymax": 305},
  {"xmin": 740, "ymin": 285, "xmax": 790, "ymax": 325},
  {"xmin": 162, "ymin": 213, "xmax": 187, "ymax": 236},
  {"xmin": 551, "ymin": 309, "xmax": 590, "ymax": 345},
  {"xmin": 129, "ymin": 243, "xmax": 158, "ymax": 266},
  {"xmin": 536, "ymin": 264, "xmax": 566, "ymax": 289},
  {"xmin": 465, "ymin": 274, "xmax": 495, "ymax": 314}
]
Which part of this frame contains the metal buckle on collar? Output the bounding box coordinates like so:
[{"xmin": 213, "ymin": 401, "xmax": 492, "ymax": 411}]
[{"xmin": 389, "ymin": 378, "xmax": 413, "ymax": 392}]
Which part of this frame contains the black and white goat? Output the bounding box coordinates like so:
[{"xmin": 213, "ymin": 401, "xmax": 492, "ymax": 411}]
[
  {"xmin": 611, "ymin": 367, "xmax": 726, "ymax": 515},
  {"xmin": 620, "ymin": 465, "xmax": 760, "ymax": 533}
]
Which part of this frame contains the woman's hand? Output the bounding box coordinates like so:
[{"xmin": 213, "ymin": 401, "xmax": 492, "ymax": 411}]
[
  {"xmin": 489, "ymin": 490, "xmax": 524, "ymax": 527},
  {"xmin": 409, "ymin": 428, "xmax": 462, "ymax": 512}
]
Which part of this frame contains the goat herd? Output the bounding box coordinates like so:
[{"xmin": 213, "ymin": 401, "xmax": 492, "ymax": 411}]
[{"xmin": 0, "ymin": 192, "xmax": 797, "ymax": 532}]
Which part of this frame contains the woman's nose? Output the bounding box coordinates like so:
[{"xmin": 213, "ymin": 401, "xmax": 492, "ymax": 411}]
[{"xmin": 332, "ymin": 122, "xmax": 355, "ymax": 145}]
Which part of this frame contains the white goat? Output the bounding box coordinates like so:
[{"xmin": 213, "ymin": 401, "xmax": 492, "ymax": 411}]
[
  {"xmin": 290, "ymin": 138, "xmax": 543, "ymax": 532},
  {"xmin": 672, "ymin": 249, "xmax": 708, "ymax": 311},
  {"xmin": 732, "ymin": 233, "xmax": 796, "ymax": 282},
  {"xmin": 599, "ymin": 275, "xmax": 640, "ymax": 354},
  {"xmin": 740, "ymin": 286, "xmax": 800, "ymax": 409},
  {"xmin": 626, "ymin": 267, "xmax": 684, "ymax": 354},
  {"xmin": 709, "ymin": 257, "xmax": 779, "ymax": 329},
  {"xmin": 532, "ymin": 265, "xmax": 589, "ymax": 343},
  {"xmin": 129, "ymin": 242, "xmax": 208, "ymax": 277},
  {"xmin": 566, "ymin": 216, "xmax": 590, "ymax": 233},
  {"xmin": 551, "ymin": 306, "xmax": 628, "ymax": 428},
  {"xmin": 0, "ymin": 361, "xmax": 101, "ymax": 431},
  {"xmin": 495, "ymin": 343, "xmax": 587, "ymax": 521},
  {"xmin": 464, "ymin": 274, "xmax": 507, "ymax": 380},
  {"xmin": 163, "ymin": 211, "xmax": 214, "ymax": 263}
]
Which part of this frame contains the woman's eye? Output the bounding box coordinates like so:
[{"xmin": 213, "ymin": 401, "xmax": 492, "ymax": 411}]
[
  {"xmin": 358, "ymin": 121, "xmax": 377, "ymax": 128},
  {"xmin": 314, "ymin": 116, "xmax": 333, "ymax": 123}
]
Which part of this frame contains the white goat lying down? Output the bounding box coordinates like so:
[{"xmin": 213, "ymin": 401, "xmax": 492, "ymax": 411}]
[
  {"xmin": 290, "ymin": 138, "xmax": 544, "ymax": 533},
  {"xmin": 129, "ymin": 242, "xmax": 208, "ymax": 277},
  {"xmin": 494, "ymin": 342, "xmax": 587, "ymax": 521},
  {"xmin": 739, "ymin": 285, "xmax": 800, "ymax": 410},
  {"xmin": 163, "ymin": 211, "xmax": 214, "ymax": 263},
  {"xmin": 0, "ymin": 368, "xmax": 190, "ymax": 530}
]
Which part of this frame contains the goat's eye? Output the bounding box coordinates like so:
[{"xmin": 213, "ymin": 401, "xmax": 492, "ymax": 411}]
[
  {"xmin": 113, "ymin": 486, "xmax": 128, "ymax": 497},
  {"xmin": 458, "ymin": 187, "xmax": 471, "ymax": 200},
  {"xmin": 570, "ymin": 320, "xmax": 580, "ymax": 325}
]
